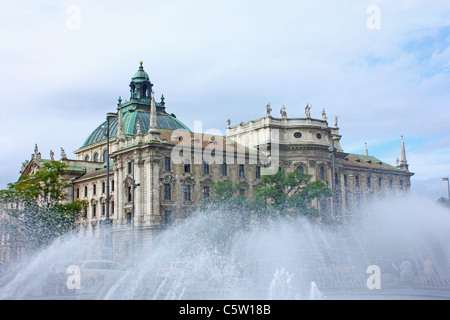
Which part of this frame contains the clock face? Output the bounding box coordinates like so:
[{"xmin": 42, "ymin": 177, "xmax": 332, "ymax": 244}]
[{"xmin": 328, "ymin": 146, "xmax": 334, "ymax": 152}]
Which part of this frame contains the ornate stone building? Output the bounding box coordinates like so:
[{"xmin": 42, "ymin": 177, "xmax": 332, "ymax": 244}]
[{"xmin": 13, "ymin": 62, "xmax": 413, "ymax": 261}]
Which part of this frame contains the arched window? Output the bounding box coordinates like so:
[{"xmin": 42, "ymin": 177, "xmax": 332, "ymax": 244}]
[
  {"xmin": 297, "ymin": 166, "xmax": 304, "ymax": 174},
  {"xmin": 85, "ymin": 155, "xmax": 90, "ymax": 162},
  {"xmin": 319, "ymin": 166, "xmax": 325, "ymax": 180},
  {"xmin": 93, "ymin": 153, "xmax": 99, "ymax": 162},
  {"xmin": 103, "ymin": 150, "xmax": 108, "ymax": 163}
]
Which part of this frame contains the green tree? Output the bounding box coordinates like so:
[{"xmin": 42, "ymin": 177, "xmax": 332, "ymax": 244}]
[
  {"xmin": 213, "ymin": 180, "xmax": 236, "ymax": 201},
  {"xmin": 209, "ymin": 170, "xmax": 331, "ymax": 222},
  {"xmin": 0, "ymin": 161, "xmax": 86, "ymax": 252},
  {"xmin": 211, "ymin": 180, "xmax": 253, "ymax": 210},
  {"xmin": 1, "ymin": 161, "xmax": 68, "ymax": 207},
  {"xmin": 255, "ymin": 169, "xmax": 331, "ymax": 219}
]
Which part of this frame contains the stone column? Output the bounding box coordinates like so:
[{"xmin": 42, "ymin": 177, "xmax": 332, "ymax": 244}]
[
  {"xmin": 135, "ymin": 157, "xmax": 143, "ymax": 225},
  {"xmin": 117, "ymin": 158, "xmax": 124, "ymax": 222},
  {"xmin": 149, "ymin": 156, "xmax": 162, "ymax": 226},
  {"xmin": 146, "ymin": 158, "xmax": 152, "ymax": 225},
  {"xmin": 347, "ymin": 174, "xmax": 356, "ymax": 215}
]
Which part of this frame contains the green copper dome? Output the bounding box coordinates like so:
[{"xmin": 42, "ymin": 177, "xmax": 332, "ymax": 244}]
[
  {"xmin": 80, "ymin": 62, "xmax": 191, "ymax": 149},
  {"xmin": 81, "ymin": 110, "xmax": 191, "ymax": 148}
]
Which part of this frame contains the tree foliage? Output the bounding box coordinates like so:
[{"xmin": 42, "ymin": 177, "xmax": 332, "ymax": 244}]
[
  {"xmin": 210, "ymin": 169, "xmax": 331, "ymax": 221},
  {"xmin": 0, "ymin": 161, "xmax": 86, "ymax": 252},
  {"xmin": 255, "ymin": 169, "xmax": 331, "ymax": 218}
]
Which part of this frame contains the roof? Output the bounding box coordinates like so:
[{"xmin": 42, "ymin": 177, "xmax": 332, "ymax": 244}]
[
  {"xmin": 81, "ymin": 111, "xmax": 191, "ymax": 148},
  {"xmin": 344, "ymin": 154, "xmax": 403, "ymax": 172},
  {"xmin": 158, "ymin": 129, "xmax": 258, "ymax": 155}
]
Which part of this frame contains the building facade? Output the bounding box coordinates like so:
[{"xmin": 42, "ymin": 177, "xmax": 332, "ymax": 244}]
[{"xmin": 13, "ymin": 62, "xmax": 414, "ymax": 261}]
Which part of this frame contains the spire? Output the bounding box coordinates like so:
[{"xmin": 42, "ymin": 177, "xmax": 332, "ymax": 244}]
[
  {"xmin": 365, "ymin": 142, "xmax": 368, "ymax": 156},
  {"xmin": 116, "ymin": 96, "xmax": 125, "ymax": 141},
  {"xmin": 147, "ymin": 92, "xmax": 160, "ymax": 139},
  {"xmin": 149, "ymin": 94, "xmax": 157, "ymax": 129},
  {"xmin": 117, "ymin": 109, "xmax": 125, "ymax": 141},
  {"xmin": 399, "ymin": 135, "xmax": 409, "ymax": 171}
]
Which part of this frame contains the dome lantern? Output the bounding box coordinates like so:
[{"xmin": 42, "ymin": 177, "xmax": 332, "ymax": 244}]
[{"xmin": 129, "ymin": 61, "xmax": 153, "ymax": 101}]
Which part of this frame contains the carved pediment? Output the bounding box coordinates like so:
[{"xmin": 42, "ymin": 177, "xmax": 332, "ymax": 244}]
[
  {"xmin": 20, "ymin": 158, "xmax": 40, "ymax": 176},
  {"xmin": 180, "ymin": 175, "xmax": 196, "ymax": 185},
  {"xmin": 161, "ymin": 174, "xmax": 176, "ymax": 184},
  {"xmin": 200, "ymin": 177, "xmax": 215, "ymax": 185},
  {"xmin": 20, "ymin": 160, "xmax": 30, "ymax": 174}
]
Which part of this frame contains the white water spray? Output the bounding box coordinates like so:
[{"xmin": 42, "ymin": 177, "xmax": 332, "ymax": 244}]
[{"xmin": 1, "ymin": 194, "xmax": 450, "ymax": 299}]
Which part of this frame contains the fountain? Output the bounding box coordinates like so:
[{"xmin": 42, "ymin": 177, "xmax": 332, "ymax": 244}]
[{"xmin": 1, "ymin": 193, "xmax": 450, "ymax": 300}]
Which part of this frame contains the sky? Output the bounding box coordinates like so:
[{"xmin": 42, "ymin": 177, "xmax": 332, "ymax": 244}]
[{"xmin": 0, "ymin": 0, "xmax": 449, "ymax": 201}]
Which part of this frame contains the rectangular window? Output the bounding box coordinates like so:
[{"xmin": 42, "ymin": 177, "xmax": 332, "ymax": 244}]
[
  {"xmin": 84, "ymin": 186, "xmax": 88, "ymax": 197},
  {"xmin": 111, "ymin": 201, "xmax": 114, "ymax": 214},
  {"xmin": 92, "ymin": 204, "xmax": 96, "ymax": 217},
  {"xmin": 319, "ymin": 167, "xmax": 325, "ymax": 180},
  {"xmin": 256, "ymin": 166, "xmax": 261, "ymax": 179},
  {"xmin": 102, "ymin": 182, "xmax": 106, "ymax": 193},
  {"xmin": 102, "ymin": 203, "xmax": 105, "ymax": 216},
  {"xmin": 203, "ymin": 186, "xmax": 210, "ymax": 199},
  {"xmin": 128, "ymin": 186, "xmax": 132, "ymax": 202},
  {"xmin": 184, "ymin": 185, "xmax": 191, "ymax": 201},
  {"xmin": 203, "ymin": 161, "xmax": 209, "ymax": 175},
  {"xmin": 184, "ymin": 159, "xmax": 190, "ymax": 173},
  {"xmin": 76, "ymin": 188, "xmax": 80, "ymax": 199},
  {"xmin": 239, "ymin": 164, "xmax": 245, "ymax": 178},
  {"xmin": 128, "ymin": 162, "xmax": 132, "ymax": 174},
  {"xmin": 164, "ymin": 184, "xmax": 171, "ymax": 200},
  {"xmin": 164, "ymin": 157, "xmax": 171, "ymax": 171},
  {"xmin": 165, "ymin": 210, "xmax": 174, "ymax": 225},
  {"xmin": 367, "ymin": 177, "xmax": 371, "ymax": 188},
  {"xmin": 93, "ymin": 184, "xmax": 96, "ymax": 195},
  {"xmin": 344, "ymin": 175, "xmax": 348, "ymax": 187},
  {"xmin": 111, "ymin": 180, "xmax": 114, "ymax": 192},
  {"xmin": 355, "ymin": 176, "xmax": 360, "ymax": 188},
  {"xmin": 378, "ymin": 178, "xmax": 382, "ymax": 188},
  {"xmin": 222, "ymin": 163, "xmax": 227, "ymax": 176}
]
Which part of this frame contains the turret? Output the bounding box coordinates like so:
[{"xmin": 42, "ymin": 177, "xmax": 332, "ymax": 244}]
[{"xmin": 129, "ymin": 61, "xmax": 153, "ymax": 101}]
